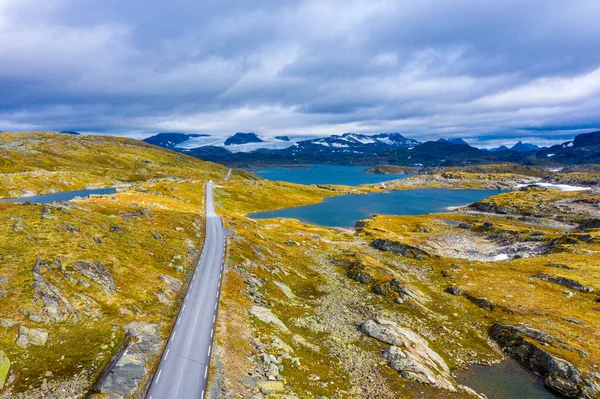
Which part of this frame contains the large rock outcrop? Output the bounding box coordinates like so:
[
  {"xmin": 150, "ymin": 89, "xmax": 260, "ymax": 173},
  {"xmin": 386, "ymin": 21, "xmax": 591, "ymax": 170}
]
[
  {"xmin": 490, "ymin": 324, "xmax": 600, "ymax": 398},
  {"xmin": 32, "ymin": 258, "xmax": 74, "ymax": 321},
  {"xmin": 92, "ymin": 322, "xmax": 162, "ymax": 398},
  {"xmin": 360, "ymin": 319, "xmax": 455, "ymax": 391},
  {"xmin": 370, "ymin": 239, "xmax": 432, "ymax": 259},
  {"xmin": 533, "ymin": 273, "xmax": 594, "ymax": 293},
  {"xmin": 70, "ymin": 260, "xmax": 116, "ymax": 295}
]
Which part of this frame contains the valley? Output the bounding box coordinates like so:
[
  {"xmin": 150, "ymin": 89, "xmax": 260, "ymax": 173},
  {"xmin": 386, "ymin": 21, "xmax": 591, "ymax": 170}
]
[{"xmin": 0, "ymin": 132, "xmax": 599, "ymax": 399}]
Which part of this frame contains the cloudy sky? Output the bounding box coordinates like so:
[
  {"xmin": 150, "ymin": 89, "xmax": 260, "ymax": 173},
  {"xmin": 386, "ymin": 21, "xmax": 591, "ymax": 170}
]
[{"xmin": 1, "ymin": 0, "xmax": 600, "ymax": 146}]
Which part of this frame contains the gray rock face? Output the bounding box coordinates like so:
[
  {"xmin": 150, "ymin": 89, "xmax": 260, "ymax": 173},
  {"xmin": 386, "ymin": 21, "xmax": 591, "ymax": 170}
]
[
  {"xmin": 93, "ymin": 322, "xmax": 162, "ymax": 399},
  {"xmin": 577, "ymin": 218, "xmax": 600, "ymax": 231},
  {"xmin": 490, "ymin": 324, "xmax": 599, "ymax": 398},
  {"xmin": 371, "ymin": 238, "xmax": 432, "ymax": 259},
  {"xmin": 445, "ymin": 286, "xmax": 464, "ymax": 296},
  {"xmin": 360, "ymin": 319, "xmax": 455, "ymax": 391},
  {"xmin": 17, "ymin": 326, "xmax": 48, "ymax": 347},
  {"xmin": 373, "ymin": 278, "xmax": 427, "ymax": 303},
  {"xmin": 533, "ymin": 273, "xmax": 594, "ymax": 293},
  {"xmin": 32, "ymin": 258, "xmax": 74, "ymax": 321},
  {"xmin": 156, "ymin": 274, "xmax": 183, "ymax": 306},
  {"xmin": 71, "ymin": 260, "xmax": 116, "ymax": 295}
]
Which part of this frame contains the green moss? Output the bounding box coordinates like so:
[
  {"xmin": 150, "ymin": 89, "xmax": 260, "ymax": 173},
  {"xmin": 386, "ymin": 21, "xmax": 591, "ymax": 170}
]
[{"xmin": 0, "ymin": 351, "xmax": 9, "ymax": 389}]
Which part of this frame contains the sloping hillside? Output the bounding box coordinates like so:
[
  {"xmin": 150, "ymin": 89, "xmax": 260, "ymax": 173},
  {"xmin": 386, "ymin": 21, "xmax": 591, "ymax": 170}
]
[
  {"xmin": 0, "ymin": 132, "xmax": 230, "ymax": 397},
  {"xmin": 0, "ymin": 132, "xmax": 225, "ymax": 198}
]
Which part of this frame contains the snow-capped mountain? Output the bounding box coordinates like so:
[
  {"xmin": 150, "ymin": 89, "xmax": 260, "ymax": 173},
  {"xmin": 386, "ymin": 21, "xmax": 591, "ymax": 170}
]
[
  {"xmin": 148, "ymin": 133, "xmax": 296, "ymax": 153},
  {"xmin": 289, "ymin": 133, "xmax": 420, "ymax": 153},
  {"xmin": 144, "ymin": 132, "xmax": 420, "ymax": 154}
]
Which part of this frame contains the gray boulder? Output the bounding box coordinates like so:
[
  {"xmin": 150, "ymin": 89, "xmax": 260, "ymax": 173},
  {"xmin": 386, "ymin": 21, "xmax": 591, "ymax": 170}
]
[
  {"xmin": 533, "ymin": 273, "xmax": 594, "ymax": 293},
  {"xmin": 93, "ymin": 322, "xmax": 162, "ymax": 398},
  {"xmin": 360, "ymin": 319, "xmax": 455, "ymax": 391},
  {"xmin": 71, "ymin": 260, "xmax": 116, "ymax": 295}
]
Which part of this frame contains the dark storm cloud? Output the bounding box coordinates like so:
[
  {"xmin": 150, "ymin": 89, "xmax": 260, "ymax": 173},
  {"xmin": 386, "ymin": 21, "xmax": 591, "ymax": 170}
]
[{"xmin": 1, "ymin": 0, "xmax": 600, "ymax": 145}]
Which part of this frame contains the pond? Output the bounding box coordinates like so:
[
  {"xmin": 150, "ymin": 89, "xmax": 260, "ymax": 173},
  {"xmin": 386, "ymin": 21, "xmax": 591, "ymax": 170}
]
[
  {"xmin": 250, "ymin": 188, "xmax": 505, "ymax": 228},
  {"xmin": 455, "ymin": 359, "xmax": 562, "ymax": 399},
  {"xmin": 252, "ymin": 164, "xmax": 408, "ymax": 186},
  {"xmin": 0, "ymin": 188, "xmax": 117, "ymax": 204}
]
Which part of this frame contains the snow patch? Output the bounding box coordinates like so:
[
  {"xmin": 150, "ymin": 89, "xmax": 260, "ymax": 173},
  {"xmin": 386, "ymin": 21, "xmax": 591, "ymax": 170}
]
[{"xmin": 516, "ymin": 182, "xmax": 591, "ymax": 192}]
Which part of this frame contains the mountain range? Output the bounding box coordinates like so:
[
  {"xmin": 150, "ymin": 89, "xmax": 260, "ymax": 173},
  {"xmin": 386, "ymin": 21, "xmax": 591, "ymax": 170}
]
[{"xmin": 143, "ymin": 131, "xmax": 600, "ymax": 166}]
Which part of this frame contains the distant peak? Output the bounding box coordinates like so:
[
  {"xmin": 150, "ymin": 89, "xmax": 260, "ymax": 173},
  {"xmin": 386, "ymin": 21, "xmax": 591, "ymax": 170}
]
[{"xmin": 224, "ymin": 132, "xmax": 263, "ymax": 145}]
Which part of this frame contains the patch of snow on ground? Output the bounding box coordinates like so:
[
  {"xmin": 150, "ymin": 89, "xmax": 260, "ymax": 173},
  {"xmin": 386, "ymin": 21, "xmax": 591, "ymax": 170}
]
[{"xmin": 516, "ymin": 182, "xmax": 591, "ymax": 191}]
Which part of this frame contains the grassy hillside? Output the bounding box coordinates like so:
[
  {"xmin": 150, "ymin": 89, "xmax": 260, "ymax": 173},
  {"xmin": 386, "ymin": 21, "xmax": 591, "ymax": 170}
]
[
  {"xmin": 210, "ymin": 179, "xmax": 600, "ymax": 398},
  {"xmin": 0, "ymin": 132, "xmax": 230, "ymax": 396},
  {"xmin": 0, "ymin": 132, "xmax": 225, "ymax": 198}
]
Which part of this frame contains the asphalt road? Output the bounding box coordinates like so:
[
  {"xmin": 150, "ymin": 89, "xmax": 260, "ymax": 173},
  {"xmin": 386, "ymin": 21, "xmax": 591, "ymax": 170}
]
[{"xmin": 147, "ymin": 181, "xmax": 226, "ymax": 399}]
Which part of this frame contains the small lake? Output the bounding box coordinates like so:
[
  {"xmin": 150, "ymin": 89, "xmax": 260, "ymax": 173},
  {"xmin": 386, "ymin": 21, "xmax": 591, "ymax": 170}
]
[
  {"xmin": 0, "ymin": 188, "xmax": 117, "ymax": 204},
  {"xmin": 250, "ymin": 188, "xmax": 505, "ymax": 228},
  {"xmin": 252, "ymin": 164, "xmax": 408, "ymax": 186},
  {"xmin": 455, "ymin": 359, "xmax": 562, "ymax": 399}
]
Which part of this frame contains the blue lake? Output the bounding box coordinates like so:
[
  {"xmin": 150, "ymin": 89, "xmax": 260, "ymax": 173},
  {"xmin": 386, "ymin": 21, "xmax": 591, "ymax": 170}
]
[
  {"xmin": 250, "ymin": 188, "xmax": 505, "ymax": 228},
  {"xmin": 0, "ymin": 188, "xmax": 117, "ymax": 204},
  {"xmin": 253, "ymin": 164, "xmax": 408, "ymax": 186}
]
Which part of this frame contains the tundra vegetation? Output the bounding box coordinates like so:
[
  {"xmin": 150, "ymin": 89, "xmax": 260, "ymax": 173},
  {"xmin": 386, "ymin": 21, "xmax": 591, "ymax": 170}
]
[{"xmin": 0, "ymin": 132, "xmax": 599, "ymax": 399}]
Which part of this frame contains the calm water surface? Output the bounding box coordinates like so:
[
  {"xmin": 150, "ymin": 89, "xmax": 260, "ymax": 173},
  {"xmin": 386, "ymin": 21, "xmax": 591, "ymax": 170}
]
[
  {"xmin": 250, "ymin": 188, "xmax": 505, "ymax": 228},
  {"xmin": 253, "ymin": 164, "xmax": 408, "ymax": 186},
  {"xmin": 455, "ymin": 359, "xmax": 561, "ymax": 399},
  {"xmin": 0, "ymin": 188, "xmax": 117, "ymax": 204}
]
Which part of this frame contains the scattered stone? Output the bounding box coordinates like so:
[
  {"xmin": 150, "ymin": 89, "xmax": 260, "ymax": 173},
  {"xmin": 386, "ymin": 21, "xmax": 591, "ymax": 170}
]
[
  {"xmin": 70, "ymin": 260, "xmax": 116, "ymax": 295},
  {"xmin": 271, "ymin": 336, "xmax": 293, "ymax": 354},
  {"xmin": 18, "ymin": 326, "xmax": 48, "ymax": 346},
  {"xmin": 292, "ymin": 334, "xmax": 320, "ymax": 352},
  {"xmin": 32, "ymin": 258, "xmax": 73, "ymax": 321},
  {"xmin": 1, "ymin": 320, "xmax": 14, "ymax": 328},
  {"xmin": 355, "ymin": 220, "xmax": 368, "ymax": 230},
  {"xmin": 373, "ymin": 278, "xmax": 427, "ymax": 303},
  {"xmin": 346, "ymin": 268, "xmax": 374, "ymax": 284},
  {"xmin": 533, "ymin": 273, "xmax": 594, "ymax": 293},
  {"xmin": 15, "ymin": 334, "xmax": 29, "ymax": 348},
  {"xmin": 12, "ymin": 220, "xmax": 26, "ymax": 233},
  {"xmin": 457, "ymin": 223, "xmax": 471, "ymax": 229},
  {"xmin": 371, "ymin": 238, "xmax": 432, "ymax": 259},
  {"xmin": 577, "ymin": 218, "xmax": 600, "ymax": 231},
  {"xmin": 64, "ymin": 223, "xmax": 80, "ymax": 232},
  {"xmin": 250, "ymin": 306, "xmax": 290, "ymax": 332},
  {"xmin": 445, "ymin": 286, "xmax": 464, "ymax": 296},
  {"xmin": 274, "ymin": 281, "xmax": 296, "ymax": 299},
  {"xmin": 110, "ymin": 225, "xmax": 122, "ymax": 233},
  {"xmin": 284, "ymin": 240, "xmax": 299, "ymax": 246},
  {"xmin": 257, "ymin": 381, "xmax": 284, "ymax": 394},
  {"xmin": 92, "ymin": 237, "xmax": 103, "ymax": 245},
  {"xmin": 546, "ymin": 263, "xmax": 573, "ymax": 270},
  {"xmin": 465, "ymin": 294, "xmax": 495, "ymax": 311}
]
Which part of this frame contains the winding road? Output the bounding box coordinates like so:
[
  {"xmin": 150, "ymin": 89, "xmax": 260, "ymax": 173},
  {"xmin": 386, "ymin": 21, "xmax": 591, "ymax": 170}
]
[{"xmin": 147, "ymin": 181, "xmax": 227, "ymax": 399}]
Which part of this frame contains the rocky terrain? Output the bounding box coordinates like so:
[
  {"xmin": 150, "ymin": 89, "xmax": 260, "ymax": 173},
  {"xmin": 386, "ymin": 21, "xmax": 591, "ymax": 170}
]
[
  {"xmin": 209, "ymin": 173, "xmax": 600, "ymax": 399},
  {"xmin": 0, "ymin": 132, "xmax": 228, "ymax": 397},
  {"xmin": 1, "ymin": 132, "xmax": 599, "ymax": 399}
]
